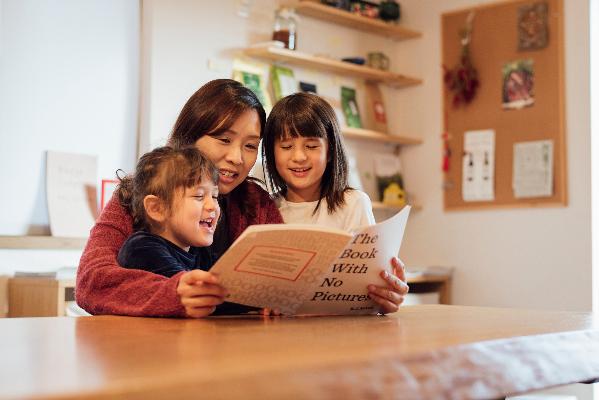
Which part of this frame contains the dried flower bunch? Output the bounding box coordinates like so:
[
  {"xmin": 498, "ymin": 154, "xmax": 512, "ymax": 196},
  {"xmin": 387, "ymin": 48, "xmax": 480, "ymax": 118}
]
[{"xmin": 443, "ymin": 12, "xmax": 479, "ymax": 107}]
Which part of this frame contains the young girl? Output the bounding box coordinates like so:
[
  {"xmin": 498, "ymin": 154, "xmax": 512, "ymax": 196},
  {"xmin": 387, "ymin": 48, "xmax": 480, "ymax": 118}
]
[
  {"xmin": 262, "ymin": 92, "xmax": 408, "ymax": 313},
  {"xmin": 116, "ymin": 146, "xmax": 221, "ymax": 279},
  {"xmin": 262, "ymin": 92, "xmax": 375, "ymax": 231}
]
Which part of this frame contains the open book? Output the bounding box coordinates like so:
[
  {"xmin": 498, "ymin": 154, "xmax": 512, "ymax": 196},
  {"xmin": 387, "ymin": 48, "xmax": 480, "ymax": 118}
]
[{"xmin": 210, "ymin": 206, "xmax": 410, "ymax": 315}]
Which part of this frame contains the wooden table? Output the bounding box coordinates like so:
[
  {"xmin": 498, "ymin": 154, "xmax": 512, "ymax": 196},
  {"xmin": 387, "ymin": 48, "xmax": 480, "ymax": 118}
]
[{"xmin": 1, "ymin": 305, "xmax": 598, "ymax": 400}]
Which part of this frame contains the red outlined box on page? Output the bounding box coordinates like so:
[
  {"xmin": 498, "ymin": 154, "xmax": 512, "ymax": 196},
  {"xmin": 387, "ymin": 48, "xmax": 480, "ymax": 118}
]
[{"xmin": 234, "ymin": 245, "xmax": 316, "ymax": 281}]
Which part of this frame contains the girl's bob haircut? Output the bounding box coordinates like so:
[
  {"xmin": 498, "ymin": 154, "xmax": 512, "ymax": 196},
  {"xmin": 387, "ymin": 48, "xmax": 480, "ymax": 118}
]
[{"xmin": 262, "ymin": 92, "xmax": 350, "ymax": 214}]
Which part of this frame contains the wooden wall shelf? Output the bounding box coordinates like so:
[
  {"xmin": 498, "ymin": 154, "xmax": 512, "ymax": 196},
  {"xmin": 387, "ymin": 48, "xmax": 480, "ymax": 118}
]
[
  {"xmin": 244, "ymin": 47, "xmax": 422, "ymax": 88},
  {"xmin": 291, "ymin": 1, "xmax": 421, "ymax": 41},
  {"xmin": 0, "ymin": 236, "xmax": 87, "ymax": 250},
  {"xmin": 342, "ymin": 127, "xmax": 421, "ymax": 145}
]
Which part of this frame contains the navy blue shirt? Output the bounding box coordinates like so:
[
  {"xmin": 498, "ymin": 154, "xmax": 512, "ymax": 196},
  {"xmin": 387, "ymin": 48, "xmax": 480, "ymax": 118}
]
[
  {"xmin": 118, "ymin": 230, "xmax": 257, "ymax": 315},
  {"xmin": 117, "ymin": 231, "xmax": 214, "ymax": 277}
]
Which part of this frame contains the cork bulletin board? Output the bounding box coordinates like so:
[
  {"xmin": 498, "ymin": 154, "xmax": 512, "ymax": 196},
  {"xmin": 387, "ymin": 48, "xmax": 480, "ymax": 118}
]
[{"xmin": 442, "ymin": 0, "xmax": 566, "ymax": 211}]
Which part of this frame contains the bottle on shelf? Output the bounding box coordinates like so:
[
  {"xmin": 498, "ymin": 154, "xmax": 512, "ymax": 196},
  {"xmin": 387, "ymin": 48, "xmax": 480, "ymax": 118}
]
[{"xmin": 272, "ymin": 8, "xmax": 297, "ymax": 50}]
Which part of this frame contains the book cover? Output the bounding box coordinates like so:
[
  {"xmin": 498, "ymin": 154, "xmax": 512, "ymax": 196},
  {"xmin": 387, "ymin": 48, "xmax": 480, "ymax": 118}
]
[
  {"xmin": 210, "ymin": 206, "xmax": 411, "ymax": 315},
  {"xmin": 240, "ymin": 71, "xmax": 270, "ymax": 109},
  {"xmin": 340, "ymin": 86, "xmax": 362, "ymax": 128},
  {"xmin": 232, "ymin": 58, "xmax": 272, "ymax": 112},
  {"xmin": 364, "ymin": 82, "xmax": 388, "ymax": 133},
  {"xmin": 271, "ymin": 65, "xmax": 297, "ymax": 101}
]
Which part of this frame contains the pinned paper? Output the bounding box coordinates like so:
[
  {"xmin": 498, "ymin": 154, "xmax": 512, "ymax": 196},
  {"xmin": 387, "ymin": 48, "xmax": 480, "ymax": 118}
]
[
  {"xmin": 462, "ymin": 130, "xmax": 495, "ymax": 201},
  {"xmin": 513, "ymin": 140, "xmax": 553, "ymax": 198}
]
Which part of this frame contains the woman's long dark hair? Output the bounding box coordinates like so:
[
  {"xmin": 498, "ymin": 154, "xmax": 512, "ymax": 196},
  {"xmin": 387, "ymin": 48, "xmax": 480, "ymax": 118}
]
[
  {"xmin": 167, "ymin": 79, "xmax": 267, "ymax": 217},
  {"xmin": 262, "ymin": 93, "xmax": 350, "ymax": 214}
]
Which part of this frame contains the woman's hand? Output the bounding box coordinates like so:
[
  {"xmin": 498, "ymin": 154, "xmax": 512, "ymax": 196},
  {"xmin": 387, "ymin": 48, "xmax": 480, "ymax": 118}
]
[
  {"xmin": 367, "ymin": 257, "xmax": 409, "ymax": 314},
  {"xmin": 177, "ymin": 270, "xmax": 227, "ymax": 318}
]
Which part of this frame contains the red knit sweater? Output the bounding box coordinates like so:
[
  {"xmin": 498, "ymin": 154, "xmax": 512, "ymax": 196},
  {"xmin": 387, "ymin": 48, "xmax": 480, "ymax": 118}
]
[{"xmin": 76, "ymin": 181, "xmax": 283, "ymax": 317}]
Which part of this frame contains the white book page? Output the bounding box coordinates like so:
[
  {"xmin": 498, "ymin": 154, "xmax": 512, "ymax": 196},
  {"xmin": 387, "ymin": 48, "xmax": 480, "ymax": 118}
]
[{"xmin": 296, "ymin": 206, "xmax": 411, "ymax": 315}]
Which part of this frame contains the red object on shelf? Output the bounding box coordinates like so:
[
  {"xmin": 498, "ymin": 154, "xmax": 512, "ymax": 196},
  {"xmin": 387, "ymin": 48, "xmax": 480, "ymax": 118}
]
[{"xmin": 100, "ymin": 179, "xmax": 119, "ymax": 210}]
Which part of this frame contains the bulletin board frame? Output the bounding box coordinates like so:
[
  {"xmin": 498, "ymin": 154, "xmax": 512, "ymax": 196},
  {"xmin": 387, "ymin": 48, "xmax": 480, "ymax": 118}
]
[{"xmin": 442, "ymin": 0, "xmax": 566, "ymax": 211}]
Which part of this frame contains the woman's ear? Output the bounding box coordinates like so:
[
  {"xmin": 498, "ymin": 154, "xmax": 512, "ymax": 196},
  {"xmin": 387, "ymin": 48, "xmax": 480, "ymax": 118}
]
[{"xmin": 143, "ymin": 195, "xmax": 166, "ymax": 223}]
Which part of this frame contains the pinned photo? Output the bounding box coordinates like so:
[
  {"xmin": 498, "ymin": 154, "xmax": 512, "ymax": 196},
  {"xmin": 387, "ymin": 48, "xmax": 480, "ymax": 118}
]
[
  {"xmin": 518, "ymin": 2, "xmax": 549, "ymax": 51},
  {"xmin": 502, "ymin": 59, "xmax": 535, "ymax": 110}
]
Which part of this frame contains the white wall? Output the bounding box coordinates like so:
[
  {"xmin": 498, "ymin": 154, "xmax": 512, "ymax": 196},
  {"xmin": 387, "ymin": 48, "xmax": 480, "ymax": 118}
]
[
  {"xmin": 395, "ymin": 0, "xmax": 592, "ymax": 313},
  {"xmin": 0, "ymin": 0, "xmax": 139, "ymax": 273},
  {"xmin": 591, "ymin": 0, "xmax": 599, "ymax": 318}
]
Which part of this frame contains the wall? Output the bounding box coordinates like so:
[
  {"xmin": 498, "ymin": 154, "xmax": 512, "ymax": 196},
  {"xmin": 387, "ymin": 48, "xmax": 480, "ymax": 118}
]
[
  {"xmin": 0, "ymin": 0, "xmax": 139, "ymax": 274},
  {"xmin": 592, "ymin": 0, "xmax": 599, "ymax": 318},
  {"xmin": 395, "ymin": 0, "xmax": 592, "ymax": 312}
]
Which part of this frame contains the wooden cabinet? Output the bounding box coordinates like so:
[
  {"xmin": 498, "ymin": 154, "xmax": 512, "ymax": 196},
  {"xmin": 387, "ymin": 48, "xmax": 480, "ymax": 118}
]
[
  {"xmin": 8, "ymin": 277, "xmax": 75, "ymax": 317},
  {"xmin": 407, "ymin": 274, "xmax": 452, "ymax": 305}
]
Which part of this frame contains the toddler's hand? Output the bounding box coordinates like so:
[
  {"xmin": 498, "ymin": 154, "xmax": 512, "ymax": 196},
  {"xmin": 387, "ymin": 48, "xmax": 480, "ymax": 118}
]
[
  {"xmin": 367, "ymin": 257, "xmax": 409, "ymax": 314},
  {"xmin": 177, "ymin": 270, "xmax": 227, "ymax": 318}
]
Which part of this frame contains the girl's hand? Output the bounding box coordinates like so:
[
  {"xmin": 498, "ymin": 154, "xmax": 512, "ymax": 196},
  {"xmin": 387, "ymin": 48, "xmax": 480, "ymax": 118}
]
[
  {"xmin": 367, "ymin": 257, "xmax": 409, "ymax": 314},
  {"xmin": 177, "ymin": 270, "xmax": 227, "ymax": 318}
]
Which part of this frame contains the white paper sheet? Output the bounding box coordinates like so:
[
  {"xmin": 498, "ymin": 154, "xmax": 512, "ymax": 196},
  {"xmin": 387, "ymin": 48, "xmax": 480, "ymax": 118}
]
[
  {"xmin": 462, "ymin": 130, "xmax": 495, "ymax": 201},
  {"xmin": 513, "ymin": 140, "xmax": 553, "ymax": 198},
  {"xmin": 46, "ymin": 151, "xmax": 97, "ymax": 237}
]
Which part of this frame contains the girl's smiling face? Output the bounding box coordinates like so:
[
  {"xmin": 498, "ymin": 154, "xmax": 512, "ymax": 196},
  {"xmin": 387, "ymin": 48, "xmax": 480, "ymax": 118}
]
[
  {"xmin": 274, "ymin": 134, "xmax": 329, "ymax": 202},
  {"xmin": 194, "ymin": 110, "xmax": 261, "ymax": 195},
  {"xmin": 161, "ymin": 180, "xmax": 220, "ymax": 251}
]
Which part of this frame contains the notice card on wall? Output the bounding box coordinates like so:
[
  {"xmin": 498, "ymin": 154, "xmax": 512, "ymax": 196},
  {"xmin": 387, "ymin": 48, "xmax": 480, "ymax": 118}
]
[
  {"xmin": 512, "ymin": 140, "xmax": 554, "ymax": 198},
  {"xmin": 462, "ymin": 130, "xmax": 495, "ymax": 202},
  {"xmin": 46, "ymin": 151, "xmax": 98, "ymax": 237}
]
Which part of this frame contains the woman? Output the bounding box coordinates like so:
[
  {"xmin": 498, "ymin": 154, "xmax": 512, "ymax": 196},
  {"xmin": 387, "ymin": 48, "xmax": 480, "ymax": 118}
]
[{"xmin": 76, "ymin": 79, "xmax": 407, "ymax": 318}]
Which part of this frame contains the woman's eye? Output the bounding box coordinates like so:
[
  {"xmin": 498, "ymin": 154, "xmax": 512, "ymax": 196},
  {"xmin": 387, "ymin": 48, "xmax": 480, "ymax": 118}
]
[
  {"xmin": 280, "ymin": 145, "xmax": 292, "ymax": 150},
  {"xmin": 212, "ymin": 195, "xmax": 219, "ymax": 200},
  {"xmin": 306, "ymin": 145, "xmax": 320, "ymax": 149},
  {"xmin": 216, "ymin": 137, "xmax": 231, "ymax": 144},
  {"xmin": 245, "ymin": 143, "xmax": 259, "ymax": 151},
  {"xmin": 193, "ymin": 195, "xmax": 205, "ymax": 200}
]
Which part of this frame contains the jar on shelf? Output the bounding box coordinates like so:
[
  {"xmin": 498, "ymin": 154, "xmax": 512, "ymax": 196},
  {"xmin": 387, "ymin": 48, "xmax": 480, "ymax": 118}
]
[{"xmin": 272, "ymin": 8, "xmax": 297, "ymax": 50}]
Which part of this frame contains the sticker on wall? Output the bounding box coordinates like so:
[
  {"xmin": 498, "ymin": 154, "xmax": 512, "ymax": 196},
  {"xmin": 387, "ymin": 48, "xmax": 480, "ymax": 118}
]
[
  {"xmin": 518, "ymin": 2, "xmax": 549, "ymax": 51},
  {"xmin": 513, "ymin": 140, "xmax": 554, "ymax": 198},
  {"xmin": 502, "ymin": 59, "xmax": 535, "ymax": 110},
  {"xmin": 462, "ymin": 129, "xmax": 495, "ymax": 202}
]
